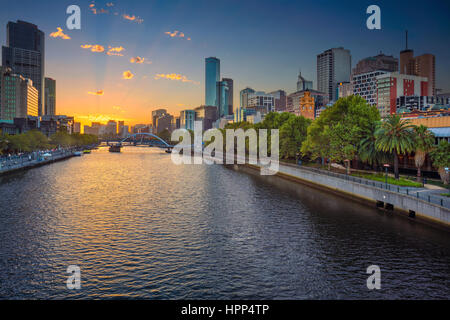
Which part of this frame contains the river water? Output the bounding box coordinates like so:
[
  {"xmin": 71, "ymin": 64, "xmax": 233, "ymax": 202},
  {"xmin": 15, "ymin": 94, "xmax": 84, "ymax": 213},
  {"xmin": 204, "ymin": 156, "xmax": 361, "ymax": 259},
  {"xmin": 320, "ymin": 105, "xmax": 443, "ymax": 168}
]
[{"xmin": 0, "ymin": 147, "xmax": 448, "ymax": 299}]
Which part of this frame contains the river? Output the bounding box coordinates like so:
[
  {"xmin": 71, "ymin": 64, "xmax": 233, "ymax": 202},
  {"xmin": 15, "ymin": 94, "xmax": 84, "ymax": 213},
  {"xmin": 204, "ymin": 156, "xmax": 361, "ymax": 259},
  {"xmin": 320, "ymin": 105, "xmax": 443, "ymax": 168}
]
[{"xmin": 0, "ymin": 146, "xmax": 448, "ymax": 299}]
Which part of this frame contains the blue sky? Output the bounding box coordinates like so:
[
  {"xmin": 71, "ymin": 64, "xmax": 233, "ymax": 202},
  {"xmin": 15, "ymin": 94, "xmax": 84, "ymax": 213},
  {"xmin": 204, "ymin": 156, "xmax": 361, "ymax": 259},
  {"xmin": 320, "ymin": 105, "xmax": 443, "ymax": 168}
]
[{"xmin": 0, "ymin": 0, "xmax": 449, "ymax": 125}]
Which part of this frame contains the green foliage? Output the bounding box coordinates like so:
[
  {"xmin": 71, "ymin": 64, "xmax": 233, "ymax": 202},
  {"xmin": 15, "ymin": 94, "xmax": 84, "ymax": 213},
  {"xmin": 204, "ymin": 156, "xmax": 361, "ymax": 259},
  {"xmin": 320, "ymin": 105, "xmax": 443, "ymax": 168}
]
[
  {"xmin": 226, "ymin": 112, "xmax": 311, "ymax": 159},
  {"xmin": 358, "ymin": 121, "xmax": 391, "ymax": 167},
  {"xmin": 430, "ymin": 140, "xmax": 450, "ymax": 169},
  {"xmin": 279, "ymin": 115, "xmax": 311, "ymax": 159},
  {"xmin": 0, "ymin": 130, "xmax": 97, "ymax": 154},
  {"xmin": 351, "ymin": 172, "xmax": 422, "ymax": 187},
  {"xmin": 50, "ymin": 131, "xmax": 98, "ymax": 147},
  {"xmin": 301, "ymin": 96, "xmax": 380, "ymax": 166},
  {"xmin": 375, "ymin": 114, "xmax": 416, "ymax": 179}
]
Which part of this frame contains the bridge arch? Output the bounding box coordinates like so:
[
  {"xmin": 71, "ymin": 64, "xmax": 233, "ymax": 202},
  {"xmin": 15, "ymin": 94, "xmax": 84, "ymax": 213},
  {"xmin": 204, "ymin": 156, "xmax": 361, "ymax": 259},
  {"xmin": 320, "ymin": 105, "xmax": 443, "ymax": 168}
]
[{"xmin": 120, "ymin": 133, "xmax": 172, "ymax": 147}]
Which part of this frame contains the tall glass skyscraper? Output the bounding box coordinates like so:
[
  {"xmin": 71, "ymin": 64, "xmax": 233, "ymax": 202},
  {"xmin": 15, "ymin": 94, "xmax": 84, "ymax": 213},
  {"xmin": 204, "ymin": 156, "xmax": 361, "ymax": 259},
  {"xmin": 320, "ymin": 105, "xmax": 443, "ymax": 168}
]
[
  {"xmin": 205, "ymin": 57, "xmax": 220, "ymax": 106},
  {"xmin": 2, "ymin": 20, "xmax": 45, "ymax": 116},
  {"xmin": 216, "ymin": 80, "xmax": 229, "ymax": 118}
]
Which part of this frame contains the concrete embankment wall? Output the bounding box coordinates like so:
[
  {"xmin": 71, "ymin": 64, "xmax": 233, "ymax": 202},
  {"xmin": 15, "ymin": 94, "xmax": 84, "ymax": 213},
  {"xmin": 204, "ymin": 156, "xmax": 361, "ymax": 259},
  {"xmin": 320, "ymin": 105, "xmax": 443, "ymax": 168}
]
[
  {"xmin": 0, "ymin": 153, "xmax": 74, "ymax": 176},
  {"xmin": 245, "ymin": 163, "xmax": 450, "ymax": 230}
]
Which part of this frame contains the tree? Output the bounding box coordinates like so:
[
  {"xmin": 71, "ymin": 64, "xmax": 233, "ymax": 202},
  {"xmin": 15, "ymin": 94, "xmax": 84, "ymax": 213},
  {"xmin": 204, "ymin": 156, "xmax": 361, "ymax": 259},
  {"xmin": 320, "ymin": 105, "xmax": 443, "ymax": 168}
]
[
  {"xmin": 279, "ymin": 114, "xmax": 311, "ymax": 159},
  {"xmin": 301, "ymin": 96, "xmax": 380, "ymax": 169},
  {"xmin": 413, "ymin": 125, "xmax": 435, "ymax": 181},
  {"xmin": 0, "ymin": 133, "xmax": 10, "ymax": 155},
  {"xmin": 430, "ymin": 140, "xmax": 450, "ymax": 185},
  {"xmin": 358, "ymin": 121, "xmax": 391, "ymax": 169},
  {"xmin": 375, "ymin": 115, "xmax": 416, "ymax": 179}
]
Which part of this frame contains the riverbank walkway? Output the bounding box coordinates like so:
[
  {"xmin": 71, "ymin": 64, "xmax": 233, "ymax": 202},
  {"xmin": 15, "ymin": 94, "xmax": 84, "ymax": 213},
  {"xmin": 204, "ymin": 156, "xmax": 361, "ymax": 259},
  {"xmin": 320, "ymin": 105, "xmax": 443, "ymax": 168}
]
[
  {"xmin": 265, "ymin": 162, "xmax": 450, "ymax": 228},
  {"xmin": 0, "ymin": 149, "xmax": 75, "ymax": 175},
  {"xmin": 289, "ymin": 163, "xmax": 450, "ymax": 209}
]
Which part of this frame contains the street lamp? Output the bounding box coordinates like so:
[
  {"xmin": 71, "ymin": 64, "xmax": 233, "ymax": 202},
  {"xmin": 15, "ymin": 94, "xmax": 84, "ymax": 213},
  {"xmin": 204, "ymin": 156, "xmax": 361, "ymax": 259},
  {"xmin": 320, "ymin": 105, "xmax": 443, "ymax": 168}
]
[
  {"xmin": 383, "ymin": 164, "xmax": 390, "ymax": 188},
  {"xmin": 445, "ymin": 167, "xmax": 449, "ymax": 195}
]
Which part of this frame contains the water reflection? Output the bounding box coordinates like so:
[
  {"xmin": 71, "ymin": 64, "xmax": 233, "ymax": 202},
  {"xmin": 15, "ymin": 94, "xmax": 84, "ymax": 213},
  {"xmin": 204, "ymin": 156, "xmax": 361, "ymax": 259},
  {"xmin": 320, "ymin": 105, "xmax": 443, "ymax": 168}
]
[{"xmin": 0, "ymin": 147, "xmax": 448, "ymax": 299}]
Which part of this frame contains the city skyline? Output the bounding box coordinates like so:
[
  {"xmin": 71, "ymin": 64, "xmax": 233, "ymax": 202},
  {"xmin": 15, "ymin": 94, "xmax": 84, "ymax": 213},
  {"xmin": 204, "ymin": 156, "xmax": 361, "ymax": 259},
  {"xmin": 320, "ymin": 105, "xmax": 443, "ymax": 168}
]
[{"xmin": 0, "ymin": 0, "xmax": 449, "ymax": 128}]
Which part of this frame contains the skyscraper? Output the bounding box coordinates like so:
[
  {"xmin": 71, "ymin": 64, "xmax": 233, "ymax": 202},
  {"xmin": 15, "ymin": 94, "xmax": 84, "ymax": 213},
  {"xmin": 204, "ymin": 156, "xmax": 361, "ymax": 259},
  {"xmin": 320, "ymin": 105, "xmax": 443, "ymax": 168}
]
[
  {"xmin": 152, "ymin": 109, "xmax": 167, "ymax": 129},
  {"xmin": 216, "ymin": 80, "xmax": 229, "ymax": 118},
  {"xmin": 2, "ymin": 20, "xmax": 45, "ymax": 116},
  {"xmin": 296, "ymin": 71, "xmax": 313, "ymax": 91},
  {"xmin": 205, "ymin": 57, "xmax": 220, "ymax": 106},
  {"xmin": 317, "ymin": 47, "xmax": 351, "ymax": 102},
  {"xmin": 399, "ymin": 31, "xmax": 436, "ymax": 96},
  {"xmin": 239, "ymin": 87, "xmax": 255, "ymax": 109},
  {"xmin": 222, "ymin": 78, "xmax": 233, "ymax": 115},
  {"xmin": 44, "ymin": 77, "xmax": 56, "ymax": 115},
  {"xmin": 0, "ymin": 66, "xmax": 38, "ymax": 120}
]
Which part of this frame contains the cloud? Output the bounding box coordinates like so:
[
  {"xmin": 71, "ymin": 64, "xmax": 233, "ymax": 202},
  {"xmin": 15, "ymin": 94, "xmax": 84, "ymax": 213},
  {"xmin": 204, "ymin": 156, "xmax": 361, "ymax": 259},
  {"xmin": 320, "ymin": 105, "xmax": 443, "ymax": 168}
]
[
  {"xmin": 122, "ymin": 70, "xmax": 134, "ymax": 80},
  {"xmin": 106, "ymin": 46, "xmax": 125, "ymax": 56},
  {"xmin": 154, "ymin": 73, "xmax": 198, "ymax": 84},
  {"xmin": 50, "ymin": 27, "xmax": 71, "ymax": 40},
  {"xmin": 89, "ymin": 3, "xmax": 108, "ymax": 15},
  {"xmin": 123, "ymin": 14, "xmax": 143, "ymax": 23},
  {"xmin": 130, "ymin": 56, "xmax": 145, "ymax": 64},
  {"xmin": 81, "ymin": 44, "xmax": 105, "ymax": 52},
  {"xmin": 87, "ymin": 90, "xmax": 104, "ymax": 96},
  {"xmin": 165, "ymin": 30, "xmax": 190, "ymax": 40},
  {"xmin": 108, "ymin": 46, "xmax": 125, "ymax": 52}
]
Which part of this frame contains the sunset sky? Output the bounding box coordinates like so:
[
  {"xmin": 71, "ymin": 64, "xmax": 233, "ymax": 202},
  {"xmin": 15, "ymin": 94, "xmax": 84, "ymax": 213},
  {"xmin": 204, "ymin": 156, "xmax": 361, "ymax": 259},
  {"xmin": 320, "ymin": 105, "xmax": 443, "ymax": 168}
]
[{"xmin": 1, "ymin": 0, "xmax": 449, "ymax": 128}]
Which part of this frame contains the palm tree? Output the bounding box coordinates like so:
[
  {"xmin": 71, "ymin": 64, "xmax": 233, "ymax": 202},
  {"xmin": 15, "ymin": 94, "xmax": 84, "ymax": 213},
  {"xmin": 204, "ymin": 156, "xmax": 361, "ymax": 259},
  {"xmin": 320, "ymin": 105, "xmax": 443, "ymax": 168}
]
[
  {"xmin": 413, "ymin": 125, "xmax": 435, "ymax": 182},
  {"xmin": 430, "ymin": 140, "xmax": 450, "ymax": 185},
  {"xmin": 375, "ymin": 115, "xmax": 416, "ymax": 179},
  {"xmin": 359, "ymin": 121, "xmax": 390, "ymax": 170}
]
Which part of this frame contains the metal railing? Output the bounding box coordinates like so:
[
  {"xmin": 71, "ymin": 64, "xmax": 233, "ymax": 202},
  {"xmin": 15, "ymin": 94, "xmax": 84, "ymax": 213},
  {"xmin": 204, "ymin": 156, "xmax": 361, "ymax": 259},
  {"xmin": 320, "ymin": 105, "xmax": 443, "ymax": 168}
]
[
  {"xmin": 0, "ymin": 149, "xmax": 73, "ymax": 173},
  {"xmin": 283, "ymin": 162, "xmax": 450, "ymax": 209}
]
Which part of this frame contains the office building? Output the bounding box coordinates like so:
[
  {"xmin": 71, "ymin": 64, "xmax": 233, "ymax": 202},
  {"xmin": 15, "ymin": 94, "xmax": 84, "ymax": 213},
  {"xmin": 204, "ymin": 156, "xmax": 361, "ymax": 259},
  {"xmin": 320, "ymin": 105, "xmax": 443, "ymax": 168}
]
[
  {"xmin": 239, "ymin": 87, "xmax": 255, "ymax": 109},
  {"xmin": 44, "ymin": 77, "xmax": 56, "ymax": 115},
  {"xmin": 234, "ymin": 107, "xmax": 257, "ymax": 123},
  {"xmin": 180, "ymin": 109, "xmax": 196, "ymax": 131},
  {"xmin": 337, "ymin": 82, "xmax": 352, "ymax": 98},
  {"xmin": 216, "ymin": 80, "xmax": 230, "ymax": 118},
  {"xmin": 399, "ymin": 32, "xmax": 435, "ymax": 96},
  {"xmin": 352, "ymin": 53, "xmax": 398, "ymax": 76},
  {"xmin": 396, "ymin": 96, "xmax": 450, "ymax": 113},
  {"xmin": 195, "ymin": 105, "xmax": 217, "ymax": 130},
  {"xmin": 105, "ymin": 120, "xmax": 117, "ymax": 136},
  {"xmin": 73, "ymin": 122, "xmax": 81, "ymax": 133},
  {"xmin": 317, "ymin": 47, "xmax": 351, "ymax": 102},
  {"xmin": 296, "ymin": 71, "xmax": 313, "ymax": 91},
  {"xmin": 0, "ymin": 66, "xmax": 38, "ymax": 120},
  {"xmin": 376, "ymin": 72, "xmax": 428, "ymax": 117},
  {"xmin": 222, "ymin": 78, "xmax": 233, "ymax": 115},
  {"xmin": 353, "ymin": 70, "xmax": 389, "ymax": 105},
  {"xmin": 152, "ymin": 109, "xmax": 167, "ymax": 128},
  {"xmin": 2, "ymin": 20, "xmax": 45, "ymax": 115},
  {"xmin": 247, "ymin": 91, "xmax": 275, "ymax": 114},
  {"xmin": 156, "ymin": 113, "xmax": 173, "ymax": 133},
  {"xmin": 269, "ymin": 90, "xmax": 287, "ymax": 111},
  {"xmin": 205, "ymin": 57, "xmax": 220, "ymax": 106}
]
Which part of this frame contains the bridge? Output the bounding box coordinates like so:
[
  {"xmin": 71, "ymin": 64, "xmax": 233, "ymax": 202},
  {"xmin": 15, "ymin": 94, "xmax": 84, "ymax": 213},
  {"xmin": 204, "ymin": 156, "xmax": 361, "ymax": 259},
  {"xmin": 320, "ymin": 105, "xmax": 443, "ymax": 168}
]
[{"xmin": 101, "ymin": 133, "xmax": 197, "ymax": 152}]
